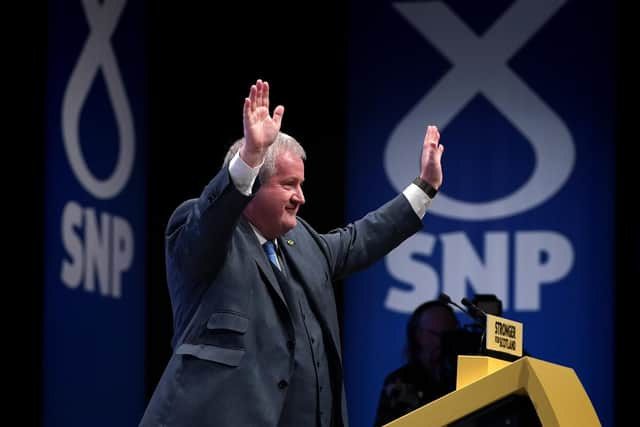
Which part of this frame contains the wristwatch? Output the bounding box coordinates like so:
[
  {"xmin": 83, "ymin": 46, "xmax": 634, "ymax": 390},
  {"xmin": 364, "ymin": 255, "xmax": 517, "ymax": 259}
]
[{"xmin": 412, "ymin": 176, "xmax": 438, "ymax": 198}]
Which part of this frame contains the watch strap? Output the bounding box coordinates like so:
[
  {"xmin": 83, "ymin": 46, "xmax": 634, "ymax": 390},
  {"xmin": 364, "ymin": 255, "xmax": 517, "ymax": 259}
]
[{"xmin": 412, "ymin": 176, "xmax": 438, "ymax": 198}]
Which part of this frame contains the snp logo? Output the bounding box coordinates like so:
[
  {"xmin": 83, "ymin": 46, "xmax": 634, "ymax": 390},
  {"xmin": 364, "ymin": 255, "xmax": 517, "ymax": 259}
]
[
  {"xmin": 60, "ymin": 0, "xmax": 134, "ymax": 299},
  {"xmin": 384, "ymin": 0, "xmax": 574, "ymax": 313}
]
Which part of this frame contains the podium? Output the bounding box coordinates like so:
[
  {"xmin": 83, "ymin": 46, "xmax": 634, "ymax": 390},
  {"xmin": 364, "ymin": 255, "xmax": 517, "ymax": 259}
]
[{"xmin": 384, "ymin": 355, "xmax": 601, "ymax": 426}]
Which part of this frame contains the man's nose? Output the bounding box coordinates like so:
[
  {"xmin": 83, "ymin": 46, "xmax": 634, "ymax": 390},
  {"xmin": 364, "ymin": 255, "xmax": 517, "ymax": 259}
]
[{"xmin": 293, "ymin": 186, "xmax": 305, "ymax": 205}]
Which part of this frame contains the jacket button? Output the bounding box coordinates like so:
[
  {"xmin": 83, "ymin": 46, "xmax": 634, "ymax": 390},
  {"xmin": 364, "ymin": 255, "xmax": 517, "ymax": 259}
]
[
  {"xmin": 278, "ymin": 380, "xmax": 288, "ymax": 389},
  {"xmin": 287, "ymin": 339, "xmax": 295, "ymax": 350},
  {"xmin": 207, "ymin": 195, "xmax": 214, "ymax": 203}
]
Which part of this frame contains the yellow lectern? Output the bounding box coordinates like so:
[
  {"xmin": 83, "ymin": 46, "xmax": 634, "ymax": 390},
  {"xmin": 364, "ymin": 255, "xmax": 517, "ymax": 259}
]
[{"xmin": 384, "ymin": 355, "xmax": 600, "ymax": 426}]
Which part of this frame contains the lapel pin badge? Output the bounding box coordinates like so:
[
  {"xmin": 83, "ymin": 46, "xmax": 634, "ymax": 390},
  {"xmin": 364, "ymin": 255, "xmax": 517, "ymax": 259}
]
[{"xmin": 286, "ymin": 239, "xmax": 295, "ymax": 246}]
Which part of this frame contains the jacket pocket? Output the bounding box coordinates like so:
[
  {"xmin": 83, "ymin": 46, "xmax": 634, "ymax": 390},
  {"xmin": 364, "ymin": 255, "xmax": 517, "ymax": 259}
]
[
  {"xmin": 175, "ymin": 343, "xmax": 245, "ymax": 367},
  {"xmin": 206, "ymin": 312, "xmax": 249, "ymax": 333}
]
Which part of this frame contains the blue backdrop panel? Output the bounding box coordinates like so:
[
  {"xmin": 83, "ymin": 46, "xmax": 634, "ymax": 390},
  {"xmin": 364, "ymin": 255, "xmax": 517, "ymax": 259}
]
[
  {"xmin": 43, "ymin": 1, "xmax": 146, "ymax": 425},
  {"xmin": 345, "ymin": 0, "xmax": 615, "ymax": 426}
]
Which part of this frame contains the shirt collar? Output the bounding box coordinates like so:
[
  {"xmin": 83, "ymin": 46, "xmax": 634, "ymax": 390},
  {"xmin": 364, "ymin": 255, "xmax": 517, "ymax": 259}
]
[{"xmin": 248, "ymin": 222, "xmax": 279, "ymax": 249}]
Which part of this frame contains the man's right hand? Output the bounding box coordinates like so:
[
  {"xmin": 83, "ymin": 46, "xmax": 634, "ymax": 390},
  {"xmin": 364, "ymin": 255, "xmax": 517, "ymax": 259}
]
[
  {"xmin": 419, "ymin": 125, "xmax": 444, "ymax": 190},
  {"xmin": 241, "ymin": 79, "xmax": 285, "ymax": 167}
]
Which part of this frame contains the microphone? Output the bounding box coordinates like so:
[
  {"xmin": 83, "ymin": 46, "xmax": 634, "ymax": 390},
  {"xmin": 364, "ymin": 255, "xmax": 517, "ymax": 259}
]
[
  {"xmin": 439, "ymin": 293, "xmax": 486, "ymax": 355},
  {"xmin": 438, "ymin": 293, "xmax": 469, "ymax": 315},
  {"xmin": 439, "ymin": 293, "xmax": 484, "ymax": 327},
  {"xmin": 461, "ymin": 297, "xmax": 488, "ymax": 321}
]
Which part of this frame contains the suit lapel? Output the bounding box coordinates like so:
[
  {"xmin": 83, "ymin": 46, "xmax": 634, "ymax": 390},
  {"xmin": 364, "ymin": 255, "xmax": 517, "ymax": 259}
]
[{"xmin": 278, "ymin": 233, "xmax": 342, "ymax": 358}]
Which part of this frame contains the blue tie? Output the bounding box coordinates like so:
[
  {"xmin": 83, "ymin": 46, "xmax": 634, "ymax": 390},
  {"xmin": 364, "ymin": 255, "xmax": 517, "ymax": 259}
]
[{"xmin": 263, "ymin": 240, "xmax": 281, "ymax": 271}]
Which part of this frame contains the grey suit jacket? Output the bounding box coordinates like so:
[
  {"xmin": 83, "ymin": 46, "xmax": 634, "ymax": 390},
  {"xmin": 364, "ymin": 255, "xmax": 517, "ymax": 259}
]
[{"xmin": 139, "ymin": 168, "xmax": 423, "ymax": 427}]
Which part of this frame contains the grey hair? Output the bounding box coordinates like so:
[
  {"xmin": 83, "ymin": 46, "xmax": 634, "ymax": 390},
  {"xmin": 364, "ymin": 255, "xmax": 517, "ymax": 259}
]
[{"xmin": 222, "ymin": 132, "xmax": 306, "ymax": 182}]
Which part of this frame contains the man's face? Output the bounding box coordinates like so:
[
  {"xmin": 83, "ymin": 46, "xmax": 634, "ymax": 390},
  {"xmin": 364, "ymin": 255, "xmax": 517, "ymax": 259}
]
[
  {"xmin": 416, "ymin": 307, "xmax": 459, "ymax": 374},
  {"xmin": 246, "ymin": 151, "xmax": 306, "ymax": 239}
]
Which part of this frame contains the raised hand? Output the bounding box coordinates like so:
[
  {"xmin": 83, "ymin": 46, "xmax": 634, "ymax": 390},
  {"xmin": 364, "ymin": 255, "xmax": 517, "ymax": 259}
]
[
  {"xmin": 420, "ymin": 125, "xmax": 444, "ymax": 189},
  {"xmin": 241, "ymin": 79, "xmax": 285, "ymax": 167}
]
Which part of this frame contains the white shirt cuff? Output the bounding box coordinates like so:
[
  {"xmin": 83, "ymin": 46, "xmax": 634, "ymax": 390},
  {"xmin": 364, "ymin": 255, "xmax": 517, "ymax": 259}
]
[
  {"xmin": 402, "ymin": 183, "xmax": 434, "ymax": 219},
  {"xmin": 229, "ymin": 152, "xmax": 262, "ymax": 196}
]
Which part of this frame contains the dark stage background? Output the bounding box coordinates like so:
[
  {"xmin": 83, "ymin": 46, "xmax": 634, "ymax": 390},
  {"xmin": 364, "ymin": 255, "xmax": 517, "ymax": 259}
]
[{"xmin": 10, "ymin": 1, "xmax": 635, "ymax": 425}]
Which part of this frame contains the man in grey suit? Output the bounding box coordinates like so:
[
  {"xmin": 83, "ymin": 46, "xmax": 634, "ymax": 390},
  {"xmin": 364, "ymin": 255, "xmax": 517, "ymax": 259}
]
[{"xmin": 140, "ymin": 79, "xmax": 444, "ymax": 427}]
